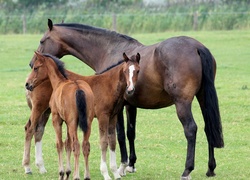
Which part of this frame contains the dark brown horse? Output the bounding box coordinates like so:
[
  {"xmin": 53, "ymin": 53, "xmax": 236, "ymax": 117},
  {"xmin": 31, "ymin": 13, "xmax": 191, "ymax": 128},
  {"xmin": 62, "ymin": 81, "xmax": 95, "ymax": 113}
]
[
  {"xmin": 24, "ymin": 19, "xmax": 223, "ymax": 179},
  {"xmin": 25, "ymin": 52, "xmax": 141, "ymax": 180},
  {"xmin": 26, "ymin": 52, "xmax": 95, "ymax": 180}
]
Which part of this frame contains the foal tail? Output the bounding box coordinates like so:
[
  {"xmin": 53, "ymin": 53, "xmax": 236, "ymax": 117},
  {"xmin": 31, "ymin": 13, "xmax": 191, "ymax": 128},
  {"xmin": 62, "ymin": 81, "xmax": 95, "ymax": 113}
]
[
  {"xmin": 197, "ymin": 47, "xmax": 224, "ymax": 148},
  {"xmin": 76, "ymin": 89, "xmax": 88, "ymax": 133}
]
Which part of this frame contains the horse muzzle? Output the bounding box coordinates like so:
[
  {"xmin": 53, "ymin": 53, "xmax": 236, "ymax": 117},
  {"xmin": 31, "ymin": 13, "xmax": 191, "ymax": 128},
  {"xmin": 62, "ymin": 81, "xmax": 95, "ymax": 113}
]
[{"xmin": 25, "ymin": 82, "xmax": 33, "ymax": 91}]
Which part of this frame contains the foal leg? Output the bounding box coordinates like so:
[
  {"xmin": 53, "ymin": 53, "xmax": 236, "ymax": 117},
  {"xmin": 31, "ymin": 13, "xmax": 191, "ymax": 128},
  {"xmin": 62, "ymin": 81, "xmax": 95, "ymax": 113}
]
[
  {"xmin": 23, "ymin": 108, "xmax": 47, "ymax": 174},
  {"xmin": 116, "ymin": 107, "xmax": 129, "ymax": 176},
  {"xmin": 34, "ymin": 108, "xmax": 51, "ymax": 174},
  {"xmin": 82, "ymin": 119, "xmax": 92, "ymax": 180},
  {"xmin": 64, "ymin": 130, "xmax": 72, "ymax": 180},
  {"xmin": 125, "ymin": 104, "xmax": 137, "ymax": 173},
  {"xmin": 52, "ymin": 114, "xmax": 64, "ymax": 180},
  {"xmin": 68, "ymin": 122, "xmax": 80, "ymax": 180},
  {"xmin": 99, "ymin": 115, "xmax": 112, "ymax": 180},
  {"xmin": 108, "ymin": 116, "xmax": 121, "ymax": 180},
  {"xmin": 175, "ymin": 101, "xmax": 197, "ymax": 180}
]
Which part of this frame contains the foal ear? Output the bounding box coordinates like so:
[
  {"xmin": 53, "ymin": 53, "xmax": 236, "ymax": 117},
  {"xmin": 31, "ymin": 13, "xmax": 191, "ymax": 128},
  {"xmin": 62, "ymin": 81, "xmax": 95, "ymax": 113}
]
[
  {"xmin": 34, "ymin": 51, "xmax": 45, "ymax": 61},
  {"xmin": 48, "ymin": 19, "xmax": 53, "ymax": 31},
  {"xmin": 136, "ymin": 53, "xmax": 140, "ymax": 63},
  {"xmin": 123, "ymin": 52, "xmax": 129, "ymax": 63}
]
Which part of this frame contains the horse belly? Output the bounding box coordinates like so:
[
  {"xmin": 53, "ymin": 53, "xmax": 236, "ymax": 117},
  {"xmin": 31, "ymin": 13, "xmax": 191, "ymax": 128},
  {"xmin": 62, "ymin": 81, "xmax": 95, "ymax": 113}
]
[{"xmin": 125, "ymin": 86, "xmax": 173, "ymax": 109}]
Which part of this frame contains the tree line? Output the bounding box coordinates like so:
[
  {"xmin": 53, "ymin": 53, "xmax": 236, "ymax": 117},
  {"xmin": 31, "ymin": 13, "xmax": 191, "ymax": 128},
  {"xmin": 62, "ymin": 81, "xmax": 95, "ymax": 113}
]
[{"xmin": 0, "ymin": 0, "xmax": 249, "ymax": 34}]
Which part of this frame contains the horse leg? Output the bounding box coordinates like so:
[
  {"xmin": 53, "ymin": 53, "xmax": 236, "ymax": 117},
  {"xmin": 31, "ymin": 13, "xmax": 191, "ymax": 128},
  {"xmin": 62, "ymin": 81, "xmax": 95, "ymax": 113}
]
[
  {"xmin": 23, "ymin": 108, "xmax": 46, "ymax": 174},
  {"xmin": 64, "ymin": 130, "xmax": 72, "ymax": 180},
  {"xmin": 98, "ymin": 115, "xmax": 112, "ymax": 180},
  {"xmin": 175, "ymin": 100, "xmax": 197, "ymax": 180},
  {"xmin": 196, "ymin": 91, "xmax": 217, "ymax": 177},
  {"xmin": 125, "ymin": 104, "xmax": 137, "ymax": 173},
  {"xmin": 34, "ymin": 108, "xmax": 51, "ymax": 174},
  {"xmin": 116, "ymin": 106, "xmax": 129, "ymax": 176},
  {"xmin": 82, "ymin": 120, "xmax": 92, "ymax": 180},
  {"xmin": 108, "ymin": 115, "xmax": 121, "ymax": 180},
  {"xmin": 52, "ymin": 114, "xmax": 64, "ymax": 180}
]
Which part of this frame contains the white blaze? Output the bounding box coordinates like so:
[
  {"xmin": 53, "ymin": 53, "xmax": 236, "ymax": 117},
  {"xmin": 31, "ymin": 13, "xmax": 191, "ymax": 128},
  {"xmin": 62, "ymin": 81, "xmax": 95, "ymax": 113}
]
[{"xmin": 128, "ymin": 65, "xmax": 135, "ymax": 91}]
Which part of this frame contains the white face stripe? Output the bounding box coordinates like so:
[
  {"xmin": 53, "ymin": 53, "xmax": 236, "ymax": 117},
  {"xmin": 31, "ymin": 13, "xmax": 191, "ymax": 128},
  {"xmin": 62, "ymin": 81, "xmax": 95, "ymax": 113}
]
[{"xmin": 128, "ymin": 65, "xmax": 135, "ymax": 90}]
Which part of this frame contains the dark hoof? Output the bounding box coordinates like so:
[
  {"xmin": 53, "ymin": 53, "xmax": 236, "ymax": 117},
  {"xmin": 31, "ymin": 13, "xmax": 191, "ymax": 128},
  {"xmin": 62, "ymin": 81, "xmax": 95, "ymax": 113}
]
[
  {"xmin": 25, "ymin": 171, "xmax": 32, "ymax": 175},
  {"xmin": 84, "ymin": 178, "xmax": 91, "ymax": 180},
  {"xmin": 206, "ymin": 170, "xmax": 216, "ymax": 177}
]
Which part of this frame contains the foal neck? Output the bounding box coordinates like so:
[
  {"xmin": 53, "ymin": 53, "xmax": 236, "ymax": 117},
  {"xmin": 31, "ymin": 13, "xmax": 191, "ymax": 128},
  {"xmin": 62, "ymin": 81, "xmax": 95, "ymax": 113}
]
[{"xmin": 45, "ymin": 59, "xmax": 67, "ymax": 90}]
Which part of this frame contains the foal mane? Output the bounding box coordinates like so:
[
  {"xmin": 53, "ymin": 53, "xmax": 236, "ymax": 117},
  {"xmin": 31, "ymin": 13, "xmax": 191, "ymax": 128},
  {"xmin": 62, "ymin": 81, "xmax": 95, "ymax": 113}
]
[
  {"xmin": 42, "ymin": 53, "xmax": 68, "ymax": 79},
  {"xmin": 95, "ymin": 60, "xmax": 124, "ymax": 75},
  {"xmin": 54, "ymin": 23, "xmax": 139, "ymax": 43}
]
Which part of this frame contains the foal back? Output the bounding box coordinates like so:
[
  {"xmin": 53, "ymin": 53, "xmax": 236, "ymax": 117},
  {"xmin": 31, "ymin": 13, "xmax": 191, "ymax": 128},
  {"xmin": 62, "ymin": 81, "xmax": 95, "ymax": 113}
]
[{"xmin": 50, "ymin": 80, "xmax": 94, "ymax": 129}]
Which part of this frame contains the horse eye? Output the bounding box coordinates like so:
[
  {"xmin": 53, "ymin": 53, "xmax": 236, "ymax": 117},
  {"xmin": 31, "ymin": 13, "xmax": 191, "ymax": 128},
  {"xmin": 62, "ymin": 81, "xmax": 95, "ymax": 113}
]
[{"xmin": 34, "ymin": 67, "xmax": 38, "ymax": 71}]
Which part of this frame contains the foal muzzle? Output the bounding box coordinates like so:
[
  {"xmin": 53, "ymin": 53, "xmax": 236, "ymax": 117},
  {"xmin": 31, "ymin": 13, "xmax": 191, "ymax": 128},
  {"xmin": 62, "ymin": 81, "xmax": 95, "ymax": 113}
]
[
  {"xmin": 25, "ymin": 83, "xmax": 33, "ymax": 91},
  {"xmin": 126, "ymin": 87, "xmax": 135, "ymax": 95}
]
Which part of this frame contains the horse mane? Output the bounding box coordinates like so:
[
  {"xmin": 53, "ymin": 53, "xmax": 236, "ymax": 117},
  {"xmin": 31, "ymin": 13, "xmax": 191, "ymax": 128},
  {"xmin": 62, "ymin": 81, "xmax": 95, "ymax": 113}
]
[
  {"xmin": 54, "ymin": 23, "xmax": 139, "ymax": 43},
  {"xmin": 42, "ymin": 53, "xmax": 68, "ymax": 79},
  {"xmin": 95, "ymin": 60, "xmax": 124, "ymax": 75}
]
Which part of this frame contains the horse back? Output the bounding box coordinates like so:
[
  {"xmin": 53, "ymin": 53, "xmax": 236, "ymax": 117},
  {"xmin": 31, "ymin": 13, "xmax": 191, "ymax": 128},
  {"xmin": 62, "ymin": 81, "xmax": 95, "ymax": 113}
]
[{"xmin": 126, "ymin": 36, "xmax": 208, "ymax": 108}]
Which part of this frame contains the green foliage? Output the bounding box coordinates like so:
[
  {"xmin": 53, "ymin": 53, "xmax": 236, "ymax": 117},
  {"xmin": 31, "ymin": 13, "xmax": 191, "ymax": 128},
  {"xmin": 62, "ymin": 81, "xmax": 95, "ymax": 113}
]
[{"xmin": 0, "ymin": 1, "xmax": 250, "ymax": 34}]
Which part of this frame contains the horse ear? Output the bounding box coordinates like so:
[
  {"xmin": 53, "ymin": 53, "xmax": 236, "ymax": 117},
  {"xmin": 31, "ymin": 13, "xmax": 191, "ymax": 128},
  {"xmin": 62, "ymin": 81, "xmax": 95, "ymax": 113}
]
[
  {"xmin": 123, "ymin": 52, "xmax": 129, "ymax": 63},
  {"xmin": 136, "ymin": 53, "xmax": 140, "ymax": 63},
  {"xmin": 48, "ymin": 19, "xmax": 53, "ymax": 31}
]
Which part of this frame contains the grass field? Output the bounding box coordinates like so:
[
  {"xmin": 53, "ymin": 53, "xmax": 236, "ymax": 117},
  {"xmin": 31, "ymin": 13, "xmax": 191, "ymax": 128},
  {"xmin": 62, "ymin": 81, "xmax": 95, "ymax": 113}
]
[{"xmin": 0, "ymin": 30, "xmax": 249, "ymax": 180}]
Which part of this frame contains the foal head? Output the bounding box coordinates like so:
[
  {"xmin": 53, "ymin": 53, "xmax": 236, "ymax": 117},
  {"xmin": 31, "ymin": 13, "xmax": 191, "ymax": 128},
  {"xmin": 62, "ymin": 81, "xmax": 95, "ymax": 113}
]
[
  {"xmin": 123, "ymin": 53, "xmax": 140, "ymax": 95},
  {"xmin": 26, "ymin": 51, "xmax": 66, "ymax": 91}
]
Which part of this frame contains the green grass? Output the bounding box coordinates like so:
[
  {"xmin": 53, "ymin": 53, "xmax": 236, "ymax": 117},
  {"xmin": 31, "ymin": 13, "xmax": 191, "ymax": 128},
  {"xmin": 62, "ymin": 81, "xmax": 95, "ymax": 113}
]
[{"xmin": 0, "ymin": 30, "xmax": 250, "ymax": 180}]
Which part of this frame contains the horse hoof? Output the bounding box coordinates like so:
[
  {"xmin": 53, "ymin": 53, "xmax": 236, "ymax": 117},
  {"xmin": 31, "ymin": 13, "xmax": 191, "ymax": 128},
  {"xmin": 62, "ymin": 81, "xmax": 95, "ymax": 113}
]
[
  {"xmin": 84, "ymin": 178, "xmax": 91, "ymax": 180},
  {"xmin": 206, "ymin": 170, "xmax": 216, "ymax": 177},
  {"xmin": 181, "ymin": 175, "xmax": 191, "ymax": 180},
  {"xmin": 126, "ymin": 166, "xmax": 136, "ymax": 173}
]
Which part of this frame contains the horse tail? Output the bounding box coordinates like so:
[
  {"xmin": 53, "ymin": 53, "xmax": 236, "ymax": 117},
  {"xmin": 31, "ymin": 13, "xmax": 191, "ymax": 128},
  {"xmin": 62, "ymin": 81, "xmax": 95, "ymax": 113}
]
[
  {"xmin": 76, "ymin": 89, "xmax": 88, "ymax": 133},
  {"xmin": 197, "ymin": 47, "xmax": 224, "ymax": 148}
]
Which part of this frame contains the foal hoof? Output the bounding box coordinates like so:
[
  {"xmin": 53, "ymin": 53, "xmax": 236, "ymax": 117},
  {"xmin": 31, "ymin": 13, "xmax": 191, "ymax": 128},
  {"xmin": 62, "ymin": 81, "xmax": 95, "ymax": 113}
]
[
  {"xmin": 25, "ymin": 171, "xmax": 32, "ymax": 175},
  {"xmin": 24, "ymin": 167, "xmax": 32, "ymax": 174},
  {"xmin": 181, "ymin": 175, "xmax": 191, "ymax": 180}
]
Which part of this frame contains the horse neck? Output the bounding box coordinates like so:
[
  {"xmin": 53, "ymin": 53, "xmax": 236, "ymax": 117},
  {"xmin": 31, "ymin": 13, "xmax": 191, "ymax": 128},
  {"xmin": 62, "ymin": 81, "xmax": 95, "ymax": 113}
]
[
  {"xmin": 45, "ymin": 60, "xmax": 66, "ymax": 90},
  {"xmin": 57, "ymin": 27, "xmax": 143, "ymax": 73}
]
